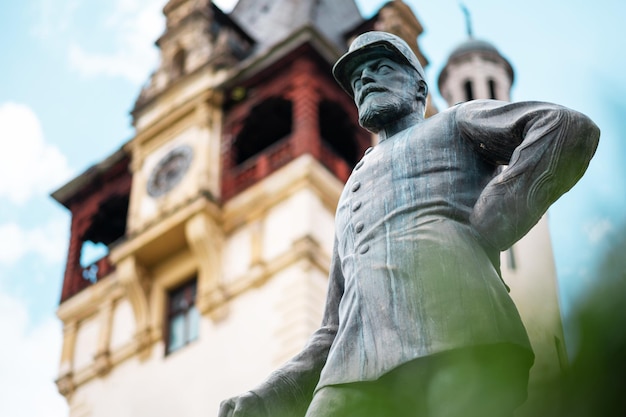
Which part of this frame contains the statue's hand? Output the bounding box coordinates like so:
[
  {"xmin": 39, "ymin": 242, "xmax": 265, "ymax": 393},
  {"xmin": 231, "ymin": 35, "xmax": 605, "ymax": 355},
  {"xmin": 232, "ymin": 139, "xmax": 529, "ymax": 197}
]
[{"xmin": 218, "ymin": 392, "xmax": 267, "ymax": 417}]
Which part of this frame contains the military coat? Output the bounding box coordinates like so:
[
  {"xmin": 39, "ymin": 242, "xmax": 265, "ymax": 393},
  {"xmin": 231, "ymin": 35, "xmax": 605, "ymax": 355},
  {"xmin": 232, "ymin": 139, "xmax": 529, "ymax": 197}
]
[{"xmin": 252, "ymin": 99, "xmax": 599, "ymax": 416}]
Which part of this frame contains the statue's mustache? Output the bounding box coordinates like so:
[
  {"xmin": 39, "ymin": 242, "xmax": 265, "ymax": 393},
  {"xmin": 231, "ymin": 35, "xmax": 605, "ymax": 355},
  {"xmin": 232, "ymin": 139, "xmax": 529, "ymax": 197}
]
[{"xmin": 358, "ymin": 85, "xmax": 389, "ymax": 105}]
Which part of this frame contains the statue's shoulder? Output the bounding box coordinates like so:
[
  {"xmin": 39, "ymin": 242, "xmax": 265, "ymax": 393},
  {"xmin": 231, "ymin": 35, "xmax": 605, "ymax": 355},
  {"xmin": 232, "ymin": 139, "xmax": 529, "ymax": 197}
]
[
  {"xmin": 423, "ymin": 100, "xmax": 477, "ymax": 125},
  {"xmin": 450, "ymin": 99, "xmax": 512, "ymax": 123},
  {"xmin": 430, "ymin": 99, "xmax": 486, "ymax": 118},
  {"xmin": 454, "ymin": 99, "xmax": 501, "ymax": 112}
]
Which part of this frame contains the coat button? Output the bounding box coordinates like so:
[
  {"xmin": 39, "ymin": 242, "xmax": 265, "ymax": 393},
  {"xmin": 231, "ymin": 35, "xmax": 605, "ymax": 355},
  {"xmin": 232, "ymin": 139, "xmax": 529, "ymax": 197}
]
[
  {"xmin": 359, "ymin": 244, "xmax": 370, "ymax": 254},
  {"xmin": 351, "ymin": 182, "xmax": 361, "ymax": 192},
  {"xmin": 352, "ymin": 201, "xmax": 362, "ymax": 212},
  {"xmin": 354, "ymin": 160, "xmax": 364, "ymax": 170},
  {"xmin": 364, "ymin": 147, "xmax": 373, "ymax": 155},
  {"xmin": 355, "ymin": 222, "xmax": 364, "ymax": 233}
]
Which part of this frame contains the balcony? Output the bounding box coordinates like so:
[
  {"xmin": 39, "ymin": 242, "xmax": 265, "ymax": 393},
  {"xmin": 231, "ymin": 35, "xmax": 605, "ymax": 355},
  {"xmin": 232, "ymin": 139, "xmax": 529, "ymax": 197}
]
[
  {"xmin": 222, "ymin": 135, "xmax": 352, "ymax": 200},
  {"xmin": 61, "ymin": 255, "xmax": 116, "ymax": 303}
]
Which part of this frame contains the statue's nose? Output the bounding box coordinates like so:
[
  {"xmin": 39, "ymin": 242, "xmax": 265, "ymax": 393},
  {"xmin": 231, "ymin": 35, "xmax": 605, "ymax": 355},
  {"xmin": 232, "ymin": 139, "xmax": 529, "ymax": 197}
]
[{"xmin": 360, "ymin": 67, "xmax": 376, "ymax": 85}]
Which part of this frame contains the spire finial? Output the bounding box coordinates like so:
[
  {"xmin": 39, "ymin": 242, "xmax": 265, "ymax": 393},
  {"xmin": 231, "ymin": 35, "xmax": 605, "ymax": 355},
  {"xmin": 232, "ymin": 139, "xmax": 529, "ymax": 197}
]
[{"xmin": 460, "ymin": 3, "xmax": 473, "ymax": 38}]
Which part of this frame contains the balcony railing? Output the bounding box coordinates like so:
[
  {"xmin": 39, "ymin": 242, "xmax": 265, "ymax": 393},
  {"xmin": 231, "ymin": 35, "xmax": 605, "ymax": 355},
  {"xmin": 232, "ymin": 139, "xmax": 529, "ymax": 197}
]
[
  {"xmin": 61, "ymin": 255, "xmax": 115, "ymax": 303},
  {"xmin": 222, "ymin": 136, "xmax": 352, "ymax": 200}
]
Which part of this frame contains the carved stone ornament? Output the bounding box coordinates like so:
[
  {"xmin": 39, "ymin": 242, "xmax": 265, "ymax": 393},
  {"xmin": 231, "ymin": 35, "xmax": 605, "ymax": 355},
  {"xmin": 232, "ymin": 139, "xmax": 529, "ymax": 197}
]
[
  {"xmin": 146, "ymin": 145, "xmax": 193, "ymax": 197},
  {"xmin": 56, "ymin": 372, "xmax": 75, "ymax": 397}
]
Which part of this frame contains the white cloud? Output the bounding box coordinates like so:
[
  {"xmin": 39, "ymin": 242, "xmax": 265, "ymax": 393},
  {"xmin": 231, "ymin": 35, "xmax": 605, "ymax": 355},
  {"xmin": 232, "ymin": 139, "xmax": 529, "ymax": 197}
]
[
  {"xmin": 0, "ymin": 103, "xmax": 73, "ymax": 205},
  {"xmin": 63, "ymin": 0, "xmax": 238, "ymax": 83},
  {"xmin": 68, "ymin": 0, "xmax": 165, "ymax": 84},
  {"xmin": 0, "ymin": 291, "xmax": 68, "ymax": 417},
  {"xmin": 68, "ymin": 43, "xmax": 155, "ymax": 83},
  {"xmin": 30, "ymin": 0, "xmax": 80, "ymax": 39},
  {"xmin": 584, "ymin": 218, "xmax": 614, "ymax": 245},
  {"xmin": 0, "ymin": 218, "xmax": 69, "ymax": 265}
]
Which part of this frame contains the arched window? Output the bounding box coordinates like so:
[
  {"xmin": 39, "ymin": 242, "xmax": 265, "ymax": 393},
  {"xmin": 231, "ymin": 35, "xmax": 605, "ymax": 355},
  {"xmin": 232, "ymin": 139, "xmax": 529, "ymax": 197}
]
[
  {"xmin": 82, "ymin": 194, "xmax": 129, "ymax": 247},
  {"xmin": 79, "ymin": 194, "xmax": 129, "ymax": 282},
  {"xmin": 318, "ymin": 100, "xmax": 358, "ymax": 167},
  {"xmin": 464, "ymin": 80, "xmax": 474, "ymax": 101},
  {"xmin": 171, "ymin": 48, "xmax": 186, "ymax": 80},
  {"xmin": 488, "ymin": 79, "xmax": 497, "ymax": 100},
  {"xmin": 234, "ymin": 97, "xmax": 293, "ymax": 164}
]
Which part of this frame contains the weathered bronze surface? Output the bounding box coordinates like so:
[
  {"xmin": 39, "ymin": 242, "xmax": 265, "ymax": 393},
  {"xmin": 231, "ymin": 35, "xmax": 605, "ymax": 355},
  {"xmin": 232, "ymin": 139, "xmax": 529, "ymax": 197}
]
[{"xmin": 219, "ymin": 31, "xmax": 600, "ymax": 417}]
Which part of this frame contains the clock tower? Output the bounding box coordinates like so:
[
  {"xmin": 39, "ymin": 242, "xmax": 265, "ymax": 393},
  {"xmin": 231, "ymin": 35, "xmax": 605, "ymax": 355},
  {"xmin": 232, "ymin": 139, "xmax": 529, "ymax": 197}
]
[{"xmin": 52, "ymin": 1, "xmax": 432, "ymax": 416}]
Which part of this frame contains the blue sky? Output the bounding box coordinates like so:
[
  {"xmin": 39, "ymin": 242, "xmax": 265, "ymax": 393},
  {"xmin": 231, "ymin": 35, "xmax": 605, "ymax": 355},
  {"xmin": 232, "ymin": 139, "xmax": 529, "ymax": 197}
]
[{"xmin": 0, "ymin": 0, "xmax": 624, "ymax": 415}]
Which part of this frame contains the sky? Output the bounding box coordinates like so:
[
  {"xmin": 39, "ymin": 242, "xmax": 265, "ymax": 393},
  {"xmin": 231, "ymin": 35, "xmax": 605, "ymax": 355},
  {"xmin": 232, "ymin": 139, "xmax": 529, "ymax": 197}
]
[{"xmin": 0, "ymin": 0, "xmax": 624, "ymax": 416}]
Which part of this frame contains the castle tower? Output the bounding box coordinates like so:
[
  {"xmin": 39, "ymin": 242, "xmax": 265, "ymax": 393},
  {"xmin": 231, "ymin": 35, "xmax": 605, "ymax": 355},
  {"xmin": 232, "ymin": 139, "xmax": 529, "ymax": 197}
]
[
  {"xmin": 437, "ymin": 24, "xmax": 568, "ymax": 414},
  {"xmin": 52, "ymin": 1, "xmax": 565, "ymax": 415},
  {"xmin": 438, "ymin": 37, "xmax": 514, "ymax": 105},
  {"xmin": 52, "ymin": 1, "xmax": 432, "ymax": 416}
]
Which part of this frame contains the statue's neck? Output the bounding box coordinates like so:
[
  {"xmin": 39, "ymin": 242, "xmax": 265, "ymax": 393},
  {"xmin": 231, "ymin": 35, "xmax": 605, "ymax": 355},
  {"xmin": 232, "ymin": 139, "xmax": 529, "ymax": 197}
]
[{"xmin": 378, "ymin": 112, "xmax": 423, "ymax": 142}]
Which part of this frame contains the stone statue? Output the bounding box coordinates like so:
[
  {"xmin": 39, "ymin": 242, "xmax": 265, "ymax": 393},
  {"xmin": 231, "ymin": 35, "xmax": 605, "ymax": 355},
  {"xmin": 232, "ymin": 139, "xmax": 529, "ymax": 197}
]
[{"xmin": 219, "ymin": 31, "xmax": 600, "ymax": 417}]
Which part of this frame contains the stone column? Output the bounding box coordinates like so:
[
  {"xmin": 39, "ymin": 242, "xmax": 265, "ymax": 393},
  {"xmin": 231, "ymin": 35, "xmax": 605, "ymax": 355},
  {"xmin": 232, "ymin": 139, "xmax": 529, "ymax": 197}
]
[
  {"xmin": 185, "ymin": 211, "xmax": 226, "ymax": 320},
  {"xmin": 94, "ymin": 299, "xmax": 114, "ymax": 375},
  {"xmin": 116, "ymin": 256, "xmax": 152, "ymax": 353},
  {"xmin": 56, "ymin": 320, "xmax": 78, "ymax": 398}
]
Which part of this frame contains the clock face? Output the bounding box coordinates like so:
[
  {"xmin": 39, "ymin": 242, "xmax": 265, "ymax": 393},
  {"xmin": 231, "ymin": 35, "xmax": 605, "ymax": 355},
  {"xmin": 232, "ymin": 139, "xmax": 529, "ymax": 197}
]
[{"xmin": 147, "ymin": 145, "xmax": 193, "ymax": 197}]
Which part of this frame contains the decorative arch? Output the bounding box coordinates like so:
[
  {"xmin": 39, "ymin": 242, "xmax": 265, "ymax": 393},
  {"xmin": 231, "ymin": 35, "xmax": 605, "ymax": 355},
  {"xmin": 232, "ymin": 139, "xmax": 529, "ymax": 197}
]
[
  {"xmin": 318, "ymin": 100, "xmax": 359, "ymax": 167},
  {"xmin": 233, "ymin": 97, "xmax": 293, "ymax": 165},
  {"xmin": 464, "ymin": 79, "xmax": 474, "ymax": 101},
  {"xmin": 171, "ymin": 48, "xmax": 187, "ymax": 80},
  {"xmin": 488, "ymin": 78, "xmax": 497, "ymax": 100}
]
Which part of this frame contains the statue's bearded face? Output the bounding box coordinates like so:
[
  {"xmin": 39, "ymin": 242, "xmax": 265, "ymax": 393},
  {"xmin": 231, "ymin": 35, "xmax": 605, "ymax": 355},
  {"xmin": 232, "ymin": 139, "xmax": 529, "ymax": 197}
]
[{"xmin": 350, "ymin": 57, "xmax": 420, "ymax": 132}]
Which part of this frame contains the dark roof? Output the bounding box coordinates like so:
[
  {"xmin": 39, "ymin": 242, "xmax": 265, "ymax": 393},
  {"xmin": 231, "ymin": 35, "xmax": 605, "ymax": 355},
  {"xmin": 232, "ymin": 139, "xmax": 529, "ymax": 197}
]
[
  {"xmin": 51, "ymin": 147, "xmax": 129, "ymax": 209},
  {"xmin": 449, "ymin": 38, "xmax": 499, "ymax": 59},
  {"xmin": 438, "ymin": 37, "xmax": 514, "ymax": 91},
  {"xmin": 230, "ymin": 0, "xmax": 363, "ymax": 52}
]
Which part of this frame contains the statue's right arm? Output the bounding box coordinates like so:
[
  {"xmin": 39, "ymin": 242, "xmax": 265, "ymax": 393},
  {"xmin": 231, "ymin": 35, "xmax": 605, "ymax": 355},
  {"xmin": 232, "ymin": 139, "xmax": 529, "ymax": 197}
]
[
  {"xmin": 218, "ymin": 238, "xmax": 344, "ymax": 417},
  {"xmin": 456, "ymin": 100, "xmax": 600, "ymax": 250}
]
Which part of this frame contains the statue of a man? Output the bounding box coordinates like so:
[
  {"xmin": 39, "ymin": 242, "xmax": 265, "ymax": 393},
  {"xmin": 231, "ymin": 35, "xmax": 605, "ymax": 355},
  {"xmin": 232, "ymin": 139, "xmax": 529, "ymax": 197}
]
[{"xmin": 219, "ymin": 31, "xmax": 600, "ymax": 417}]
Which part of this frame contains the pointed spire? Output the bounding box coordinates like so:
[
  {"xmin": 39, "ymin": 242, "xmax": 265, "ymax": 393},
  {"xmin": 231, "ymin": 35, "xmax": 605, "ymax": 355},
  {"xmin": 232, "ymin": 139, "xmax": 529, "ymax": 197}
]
[{"xmin": 460, "ymin": 3, "xmax": 473, "ymax": 38}]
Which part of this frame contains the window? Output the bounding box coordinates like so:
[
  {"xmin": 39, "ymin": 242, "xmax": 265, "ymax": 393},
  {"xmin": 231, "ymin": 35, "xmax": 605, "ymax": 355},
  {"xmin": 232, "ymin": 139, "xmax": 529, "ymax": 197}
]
[
  {"xmin": 488, "ymin": 79, "xmax": 497, "ymax": 99},
  {"xmin": 464, "ymin": 80, "xmax": 474, "ymax": 101},
  {"xmin": 319, "ymin": 100, "xmax": 358, "ymax": 167},
  {"xmin": 234, "ymin": 97, "xmax": 292, "ymax": 164},
  {"xmin": 79, "ymin": 194, "xmax": 129, "ymax": 283},
  {"xmin": 171, "ymin": 48, "xmax": 186, "ymax": 80},
  {"xmin": 166, "ymin": 278, "xmax": 200, "ymax": 354},
  {"xmin": 80, "ymin": 241, "xmax": 109, "ymax": 283}
]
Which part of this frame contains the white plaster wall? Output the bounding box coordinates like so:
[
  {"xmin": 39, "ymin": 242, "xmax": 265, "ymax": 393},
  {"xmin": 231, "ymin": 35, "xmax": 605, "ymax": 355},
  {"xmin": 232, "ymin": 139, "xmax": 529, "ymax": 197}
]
[
  {"xmin": 262, "ymin": 194, "xmax": 302, "ymax": 261},
  {"xmin": 74, "ymin": 315, "xmax": 100, "ymax": 371},
  {"xmin": 207, "ymin": 276, "xmax": 286, "ymax": 400},
  {"xmin": 271, "ymin": 263, "xmax": 329, "ymax": 366},
  {"xmin": 262, "ymin": 188, "xmax": 335, "ymax": 262},
  {"xmin": 223, "ymin": 225, "xmax": 253, "ymax": 283},
  {"xmin": 68, "ymin": 260, "xmax": 331, "ymax": 417},
  {"xmin": 308, "ymin": 193, "xmax": 336, "ymax": 255},
  {"xmin": 110, "ymin": 299, "xmax": 135, "ymax": 352},
  {"xmin": 71, "ymin": 339, "xmax": 219, "ymax": 417},
  {"xmin": 504, "ymin": 215, "xmax": 565, "ymax": 380}
]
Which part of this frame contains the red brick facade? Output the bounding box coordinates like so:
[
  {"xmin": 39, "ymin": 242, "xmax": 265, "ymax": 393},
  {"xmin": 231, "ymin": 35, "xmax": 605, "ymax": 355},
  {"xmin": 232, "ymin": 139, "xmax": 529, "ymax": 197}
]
[
  {"xmin": 221, "ymin": 44, "xmax": 370, "ymax": 200},
  {"xmin": 60, "ymin": 155, "xmax": 132, "ymax": 302}
]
